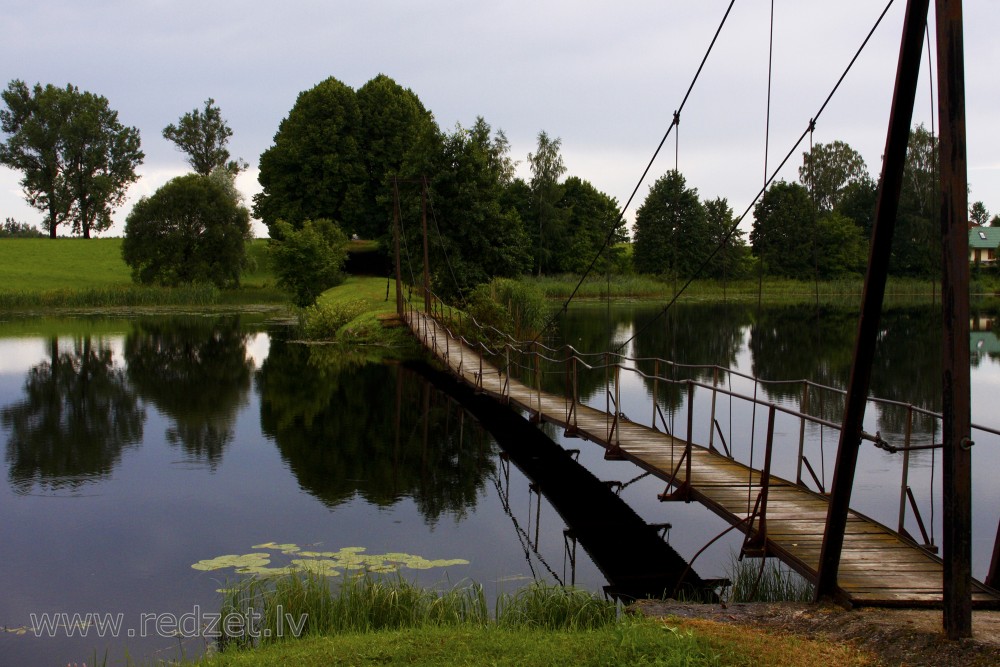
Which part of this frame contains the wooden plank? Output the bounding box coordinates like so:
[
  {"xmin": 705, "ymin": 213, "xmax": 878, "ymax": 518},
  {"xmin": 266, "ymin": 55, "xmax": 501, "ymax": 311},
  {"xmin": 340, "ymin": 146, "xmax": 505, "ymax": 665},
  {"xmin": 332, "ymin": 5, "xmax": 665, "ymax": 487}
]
[{"xmin": 409, "ymin": 314, "xmax": 1000, "ymax": 608}]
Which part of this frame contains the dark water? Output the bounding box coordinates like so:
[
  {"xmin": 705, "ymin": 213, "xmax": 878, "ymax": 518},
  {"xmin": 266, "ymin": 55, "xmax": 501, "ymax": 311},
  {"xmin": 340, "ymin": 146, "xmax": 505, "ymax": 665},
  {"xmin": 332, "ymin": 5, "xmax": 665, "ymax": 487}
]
[{"xmin": 1, "ymin": 304, "xmax": 998, "ymax": 664}]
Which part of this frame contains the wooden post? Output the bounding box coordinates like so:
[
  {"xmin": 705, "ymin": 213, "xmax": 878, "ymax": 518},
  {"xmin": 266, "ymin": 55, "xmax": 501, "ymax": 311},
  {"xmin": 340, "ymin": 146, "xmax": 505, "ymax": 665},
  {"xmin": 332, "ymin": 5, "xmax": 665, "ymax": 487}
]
[
  {"xmin": 392, "ymin": 178, "xmax": 403, "ymax": 317},
  {"xmin": 936, "ymin": 0, "xmax": 972, "ymax": 639},
  {"xmin": 421, "ymin": 176, "xmax": 430, "ymax": 314},
  {"xmin": 816, "ymin": 0, "xmax": 928, "ymax": 602}
]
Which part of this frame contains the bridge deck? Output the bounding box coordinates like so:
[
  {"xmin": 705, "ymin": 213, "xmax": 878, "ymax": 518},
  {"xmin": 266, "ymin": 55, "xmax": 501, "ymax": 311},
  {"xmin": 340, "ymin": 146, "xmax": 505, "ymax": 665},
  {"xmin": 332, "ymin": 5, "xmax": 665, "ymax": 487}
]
[{"xmin": 408, "ymin": 310, "xmax": 1000, "ymax": 608}]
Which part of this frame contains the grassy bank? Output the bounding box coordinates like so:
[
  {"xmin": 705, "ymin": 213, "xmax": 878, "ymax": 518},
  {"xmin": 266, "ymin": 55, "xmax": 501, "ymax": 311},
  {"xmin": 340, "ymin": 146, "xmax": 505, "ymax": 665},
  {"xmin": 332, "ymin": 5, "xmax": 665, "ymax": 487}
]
[
  {"xmin": 185, "ymin": 573, "xmax": 866, "ymax": 667},
  {"xmin": 0, "ymin": 237, "xmax": 287, "ymax": 309},
  {"xmin": 525, "ymin": 273, "xmax": 1000, "ymax": 306}
]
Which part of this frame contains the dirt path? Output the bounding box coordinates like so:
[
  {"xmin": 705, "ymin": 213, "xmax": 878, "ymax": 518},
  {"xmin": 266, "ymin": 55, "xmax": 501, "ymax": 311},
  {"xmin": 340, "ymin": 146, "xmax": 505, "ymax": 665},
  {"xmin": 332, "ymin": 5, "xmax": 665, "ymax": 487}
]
[{"xmin": 633, "ymin": 600, "xmax": 1000, "ymax": 666}]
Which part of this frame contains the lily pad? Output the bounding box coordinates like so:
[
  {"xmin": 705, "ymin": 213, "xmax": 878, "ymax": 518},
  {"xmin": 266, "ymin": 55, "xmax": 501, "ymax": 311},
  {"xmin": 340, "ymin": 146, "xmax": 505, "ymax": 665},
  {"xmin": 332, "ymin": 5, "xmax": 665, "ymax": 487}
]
[{"xmin": 192, "ymin": 553, "xmax": 270, "ymax": 571}]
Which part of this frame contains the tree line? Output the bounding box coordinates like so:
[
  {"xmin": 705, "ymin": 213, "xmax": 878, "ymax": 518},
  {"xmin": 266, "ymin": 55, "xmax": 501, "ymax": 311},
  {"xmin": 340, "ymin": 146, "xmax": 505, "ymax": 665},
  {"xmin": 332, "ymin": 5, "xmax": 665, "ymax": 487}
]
[{"xmin": 2, "ymin": 75, "xmax": 994, "ymax": 303}]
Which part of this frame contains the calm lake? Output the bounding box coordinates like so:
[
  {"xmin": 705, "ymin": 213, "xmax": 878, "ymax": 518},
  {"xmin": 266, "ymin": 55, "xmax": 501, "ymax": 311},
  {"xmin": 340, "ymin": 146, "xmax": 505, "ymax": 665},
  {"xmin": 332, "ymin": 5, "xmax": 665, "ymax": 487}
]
[{"xmin": 1, "ymin": 303, "xmax": 998, "ymax": 665}]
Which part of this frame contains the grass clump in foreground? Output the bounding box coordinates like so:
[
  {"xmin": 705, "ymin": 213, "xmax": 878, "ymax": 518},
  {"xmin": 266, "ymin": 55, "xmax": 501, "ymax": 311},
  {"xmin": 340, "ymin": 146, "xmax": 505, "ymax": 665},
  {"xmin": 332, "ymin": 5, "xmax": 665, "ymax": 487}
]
[
  {"xmin": 195, "ymin": 572, "xmax": 868, "ymax": 667},
  {"xmin": 725, "ymin": 554, "xmax": 814, "ymax": 603}
]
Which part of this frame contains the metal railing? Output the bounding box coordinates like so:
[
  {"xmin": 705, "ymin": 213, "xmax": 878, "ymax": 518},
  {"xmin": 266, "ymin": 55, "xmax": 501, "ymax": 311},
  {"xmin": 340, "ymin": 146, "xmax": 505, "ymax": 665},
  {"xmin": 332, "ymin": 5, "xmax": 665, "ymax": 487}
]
[{"xmin": 403, "ymin": 291, "xmax": 1000, "ymax": 584}]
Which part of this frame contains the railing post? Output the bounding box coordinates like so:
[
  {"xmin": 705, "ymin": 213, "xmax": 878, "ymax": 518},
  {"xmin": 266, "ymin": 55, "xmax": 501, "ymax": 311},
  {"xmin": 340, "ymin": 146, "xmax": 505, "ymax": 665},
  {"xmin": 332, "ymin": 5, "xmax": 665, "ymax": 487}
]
[
  {"xmin": 685, "ymin": 381, "xmax": 695, "ymax": 493},
  {"xmin": 709, "ymin": 367, "xmax": 719, "ymax": 452},
  {"xmin": 653, "ymin": 359, "xmax": 659, "ymax": 431},
  {"xmin": 573, "ymin": 355, "xmax": 579, "ymax": 431},
  {"xmin": 614, "ymin": 363, "xmax": 621, "ymax": 449},
  {"xmin": 605, "ymin": 352, "xmax": 611, "ymax": 442},
  {"xmin": 797, "ymin": 382, "xmax": 810, "ymax": 486},
  {"xmin": 898, "ymin": 405, "xmax": 914, "ymax": 534}
]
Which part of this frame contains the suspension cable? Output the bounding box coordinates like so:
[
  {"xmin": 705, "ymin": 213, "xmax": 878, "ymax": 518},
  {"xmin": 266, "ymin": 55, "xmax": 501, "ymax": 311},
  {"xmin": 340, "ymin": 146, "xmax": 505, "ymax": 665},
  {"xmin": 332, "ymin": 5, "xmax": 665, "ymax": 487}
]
[
  {"xmin": 615, "ymin": 0, "xmax": 898, "ymax": 353},
  {"xmin": 525, "ymin": 0, "xmax": 739, "ymax": 347}
]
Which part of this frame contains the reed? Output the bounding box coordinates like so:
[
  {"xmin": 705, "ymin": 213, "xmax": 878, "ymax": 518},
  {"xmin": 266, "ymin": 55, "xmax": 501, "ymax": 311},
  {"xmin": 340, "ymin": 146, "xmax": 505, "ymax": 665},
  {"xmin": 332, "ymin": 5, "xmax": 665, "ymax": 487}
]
[
  {"xmin": 218, "ymin": 573, "xmax": 617, "ymax": 648},
  {"xmin": 725, "ymin": 554, "xmax": 814, "ymax": 603}
]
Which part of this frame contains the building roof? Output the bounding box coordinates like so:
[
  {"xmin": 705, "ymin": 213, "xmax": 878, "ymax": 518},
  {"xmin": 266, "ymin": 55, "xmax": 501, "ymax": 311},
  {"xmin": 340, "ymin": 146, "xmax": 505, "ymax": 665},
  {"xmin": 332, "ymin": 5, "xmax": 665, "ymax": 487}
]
[{"xmin": 969, "ymin": 226, "xmax": 1000, "ymax": 249}]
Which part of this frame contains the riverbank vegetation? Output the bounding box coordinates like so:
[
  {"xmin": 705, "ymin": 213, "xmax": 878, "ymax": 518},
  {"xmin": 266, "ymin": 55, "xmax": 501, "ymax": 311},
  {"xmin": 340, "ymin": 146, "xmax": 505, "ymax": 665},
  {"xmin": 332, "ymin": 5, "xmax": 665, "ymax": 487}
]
[{"xmin": 186, "ymin": 573, "xmax": 865, "ymax": 667}]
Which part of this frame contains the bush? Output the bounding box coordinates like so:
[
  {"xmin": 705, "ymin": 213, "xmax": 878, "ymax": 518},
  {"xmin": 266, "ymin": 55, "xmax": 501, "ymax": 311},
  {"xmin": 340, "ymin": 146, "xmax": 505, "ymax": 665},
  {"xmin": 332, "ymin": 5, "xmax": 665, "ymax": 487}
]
[
  {"xmin": 300, "ymin": 298, "xmax": 367, "ymax": 339},
  {"xmin": 269, "ymin": 219, "xmax": 348, "ymax": 307},
  {"xmin": 466, "ymin": 277, "xmax": 548, "ymax": 340},
  {"xmin": 122, "ymin": 174, "xmax": 251, "ymax": 287}
]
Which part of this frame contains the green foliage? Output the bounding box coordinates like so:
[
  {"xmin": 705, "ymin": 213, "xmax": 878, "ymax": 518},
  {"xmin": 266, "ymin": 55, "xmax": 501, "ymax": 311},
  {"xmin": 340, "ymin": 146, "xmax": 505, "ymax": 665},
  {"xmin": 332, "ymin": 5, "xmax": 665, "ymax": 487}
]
[
  {"xmin": 0, "ymin": 79, "xmax": 143, "ymax": 238},
  {"xmin": 420, "ymin": 118, "xmax": 532, "ymax": 296},
  {"xmin": 726, "ymin": 555, "xmax": 814, "ymax": 603},
  {"xmin": 269, "ymin": 219, "xmax": 348, "ymax": 307},
  {"xmin": 301, "ymin": 299, "xmax": 367, "ymax": 339},
  {"xmin": 892, "ymin": 124, "xmax": 940, "ymax": 277},
  {"xmin": 254, "ymin": 77, "xmax": 365, "ymax": 236},
  {"xmin": 528, "ymin": 130, "xmax": 569, "ymax": 275},
  {"xmin": 633, "ymin": 170, "xmax": 709, "ymax": 278},
  {"xmin": 750, "ymin": 181, "xmax": 817, "ymax": 279},
  {"xmin": 815, "ymin": 211, "xmax": 867, "ymax": 277},
  {"xmin": 550, "ymin": 176, "xmax": 627, "ymax": 275},
  {"xmin": 1, "ymin": 217, "xmax": 44, "ymax": 237},
  {"xmin": 970, "ymin": 201, "xmax": 990, "ymax": 227},
  {"xmin": 799, "ymin": 139, "xmax": 871, "ymax": 214},
  {"xmin": 355, "ymin": 75, "xmax": 438, "ymax": 239},
  {"xmin": 466, "ymin": 277, "xmax": 547, "ymax": 339},
  {"xmin": 122, "ymin": 173, "xmax": 251, "ymax": 287},
  {"xmin": 163, "ymin": 97, "xmax": 245, "ymax": 176},
  {"xmin": 703, "ymin": 197, "xmax": 751, "ymax": 279}
]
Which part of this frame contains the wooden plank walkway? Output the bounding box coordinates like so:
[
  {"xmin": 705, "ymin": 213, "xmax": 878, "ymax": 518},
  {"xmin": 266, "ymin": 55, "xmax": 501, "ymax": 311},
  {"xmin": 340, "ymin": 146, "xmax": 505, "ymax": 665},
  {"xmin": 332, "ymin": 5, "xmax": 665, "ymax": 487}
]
[{"xmin": 407, "ymin": 309, "xmax": 1000, "ymax": 608}]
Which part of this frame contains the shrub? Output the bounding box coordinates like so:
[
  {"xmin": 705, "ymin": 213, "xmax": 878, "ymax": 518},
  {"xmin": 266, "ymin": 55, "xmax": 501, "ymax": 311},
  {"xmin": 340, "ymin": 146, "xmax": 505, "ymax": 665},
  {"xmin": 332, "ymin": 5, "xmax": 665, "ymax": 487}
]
[
  {"xmin": 466, "ymin": 277, "xmax": 548, "ymax": 340},
  {"xmin": 122, "ymin": 174, "xmax": 251, "ymax": 287},
  {"xmin": 269, "ymin": 219, "xmax": 348, "ymax": 307}
]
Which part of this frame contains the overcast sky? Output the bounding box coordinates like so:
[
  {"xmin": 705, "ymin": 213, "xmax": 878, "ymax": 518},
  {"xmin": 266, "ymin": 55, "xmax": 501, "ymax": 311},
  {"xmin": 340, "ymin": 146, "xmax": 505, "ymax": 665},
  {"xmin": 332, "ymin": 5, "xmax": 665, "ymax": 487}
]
[{"xmin": 2, "ymin": 1, "xmax": 998, "ymax": 238}]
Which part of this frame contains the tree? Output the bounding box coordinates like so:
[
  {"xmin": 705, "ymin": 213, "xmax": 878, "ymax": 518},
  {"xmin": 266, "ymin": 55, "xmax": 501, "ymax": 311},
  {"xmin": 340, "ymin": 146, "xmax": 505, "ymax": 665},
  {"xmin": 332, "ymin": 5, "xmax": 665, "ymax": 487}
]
[
  {"xmin": 798, "ymin": 140, "xmax": 870, "ymax": 214},
  {"xmin": 0, "ymin": 80, "xmax": 143, "ymax": 238},
  {"xmin": 551, "ymin": 176, "xmax": 625, "ymax": 274},
  {"xmin": 268, "ymin": 219, "xmax": 348, "ymax": 306},
  {"xmin": 750, "ymin": 181, "xmax": 816, "ymax": 278},
  {"xmin": 254, "ymin": 76, "xmax": 365, "ymax": 237},
  {"xmin": 891, "ymin": 124, "xmax": 939, "ymax": 276},
  {"xmin": 355, "ymin": 75, "xmax": 437, "ymax": 239},
  {"xmin": 162, "ymin": 98, "xmax": 245, "ymax": 176},
  {"xmin": 703, "ymin": 197, "xmax": 750, "ymax": 279},
  {"xmin": 970, "ymin": 201, "xmax": 989, "ymax": 227},
  {"xmin": 122, "ymin": 174, "xmax": 251, "ymax": 287},
  {"xmin": 423, "ymin": 118, "xmax": 531, "ymax": 296},
  {"xmin": 528, "ymin": 131, "xmax": 568, "ymax": 275},
  {"xmin": 633, "ymin": 170, "xmax": 708, "ymax": 278},
  {"xmin": 815, "ymin": 211, "xmax": 868, "ymax": 277},
  {"xmin": 991, "ymin": 214, "xmax": 1000, "ymax": 228}
]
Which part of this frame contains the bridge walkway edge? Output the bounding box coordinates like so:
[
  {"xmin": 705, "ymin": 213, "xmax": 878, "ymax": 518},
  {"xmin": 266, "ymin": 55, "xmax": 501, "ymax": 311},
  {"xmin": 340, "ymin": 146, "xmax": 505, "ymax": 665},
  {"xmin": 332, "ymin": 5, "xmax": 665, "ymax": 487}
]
[{"xmin": 407, "ymin": 309, "xmax": 1000, "ymax": 609}]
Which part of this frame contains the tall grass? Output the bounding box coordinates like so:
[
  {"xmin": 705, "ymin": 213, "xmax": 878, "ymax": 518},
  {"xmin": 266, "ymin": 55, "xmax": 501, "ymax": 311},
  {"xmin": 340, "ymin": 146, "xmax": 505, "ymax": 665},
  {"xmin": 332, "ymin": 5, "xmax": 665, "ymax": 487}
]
[
  {"xmin": 725, "ymin": 554, "xmax": 814, "ymax": 603},
  {"xmin": 219, "ymin": 572, "xmax": 617, "ymax": 649},
  {"xmin": 526, "ymin": 273, "xmax": 950, "ymax": 305}
]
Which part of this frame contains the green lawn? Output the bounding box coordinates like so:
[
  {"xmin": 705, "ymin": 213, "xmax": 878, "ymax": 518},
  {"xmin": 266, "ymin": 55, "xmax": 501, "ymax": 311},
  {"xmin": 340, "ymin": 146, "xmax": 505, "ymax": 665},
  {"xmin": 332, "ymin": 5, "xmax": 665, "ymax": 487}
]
[{"xmin": 0, "ymin": 237, "xmax": 131, "ymax": 290}]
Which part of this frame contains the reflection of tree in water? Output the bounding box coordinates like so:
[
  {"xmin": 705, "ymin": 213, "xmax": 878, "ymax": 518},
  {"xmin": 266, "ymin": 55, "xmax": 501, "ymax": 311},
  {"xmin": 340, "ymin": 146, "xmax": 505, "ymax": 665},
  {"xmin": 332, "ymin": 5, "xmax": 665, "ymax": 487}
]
[
  {"xmin": 125, "ymin": 316, "xmax": 252, "ymax": 468},
  {"xmin": 257, "ymin": 336, "xmax": 496, "ymax": 523},
  {"xmin": 632, "ymin": 304, "xmax": 750, "ymax": 412},
  {"xmin": 2, "ymin": 337, "xmax": 144, "ymax": 493}
]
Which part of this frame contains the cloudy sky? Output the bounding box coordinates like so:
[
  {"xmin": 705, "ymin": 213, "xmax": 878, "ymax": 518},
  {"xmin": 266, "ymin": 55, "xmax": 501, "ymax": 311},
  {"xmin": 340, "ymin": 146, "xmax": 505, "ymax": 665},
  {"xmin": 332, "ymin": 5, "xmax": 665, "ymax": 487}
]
[{"xmin": 2, "ymin": 1, "xmax": 998, "ymax": 238}]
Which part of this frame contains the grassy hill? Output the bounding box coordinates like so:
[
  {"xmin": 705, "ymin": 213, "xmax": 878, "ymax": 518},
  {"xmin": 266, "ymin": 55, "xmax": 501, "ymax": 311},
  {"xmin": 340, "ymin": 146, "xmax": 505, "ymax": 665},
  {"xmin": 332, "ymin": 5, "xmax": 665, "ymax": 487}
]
[{"xmin": 0, "ymin": 237, "xmax": 283, "ymax": 308}]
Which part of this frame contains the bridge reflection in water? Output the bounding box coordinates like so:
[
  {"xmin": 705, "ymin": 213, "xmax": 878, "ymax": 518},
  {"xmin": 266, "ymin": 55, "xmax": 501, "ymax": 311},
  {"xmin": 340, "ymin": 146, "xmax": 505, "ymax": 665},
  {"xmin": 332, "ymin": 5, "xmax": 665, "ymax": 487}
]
[{"xmin": 405, "ymin": 299, "xmax": 1000, "ymax": 609}]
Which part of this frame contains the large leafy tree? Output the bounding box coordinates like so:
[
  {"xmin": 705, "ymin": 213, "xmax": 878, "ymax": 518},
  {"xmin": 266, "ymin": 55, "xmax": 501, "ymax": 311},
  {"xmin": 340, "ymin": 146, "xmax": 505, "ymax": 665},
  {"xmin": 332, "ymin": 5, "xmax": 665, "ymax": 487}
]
[
  {"xmin": 162, "ymin": 98, "xmax": 245, "ymax": 177},
  {"xmin": 551, "ymin": 176, "xmax": 625, "ymax": 274},
  {"xmin": 528, "ymin": 131, "xmax": 568, "ymax": 275},
  {"xmin": 750, "ymin": 181, "xmax": 816, "ymax": 279},
  {"xmin": 798, "ymin": 140, "xmax": 870, "ymax": 214},
  {"xmin": 0, "ymin": 80, "xmax": 143, "ymax": 238},
  {"xmin": 355, "ymin": 75, "xmax": 437, "ymax": 239},
  {"xmin": 891, "ymin": 124, "xmax": 939, "ymax": 276},
  {"xmin": 422, "ymin": 118, "xmax": 532, "ymax": 296},
  {"xmin": 122, "ymin": 173, "xmax": 251, "ymax": 287},
  {"xmin": 633, "ymin": 170, "xmax": 708, "ymax": 278},
  {"xmin": 703, "ymin": 197, "xmax": 750, "ymax": 279},
  {"xmin": 254, "ymin": 76, "xmax": 365, "ymax": 237}
]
